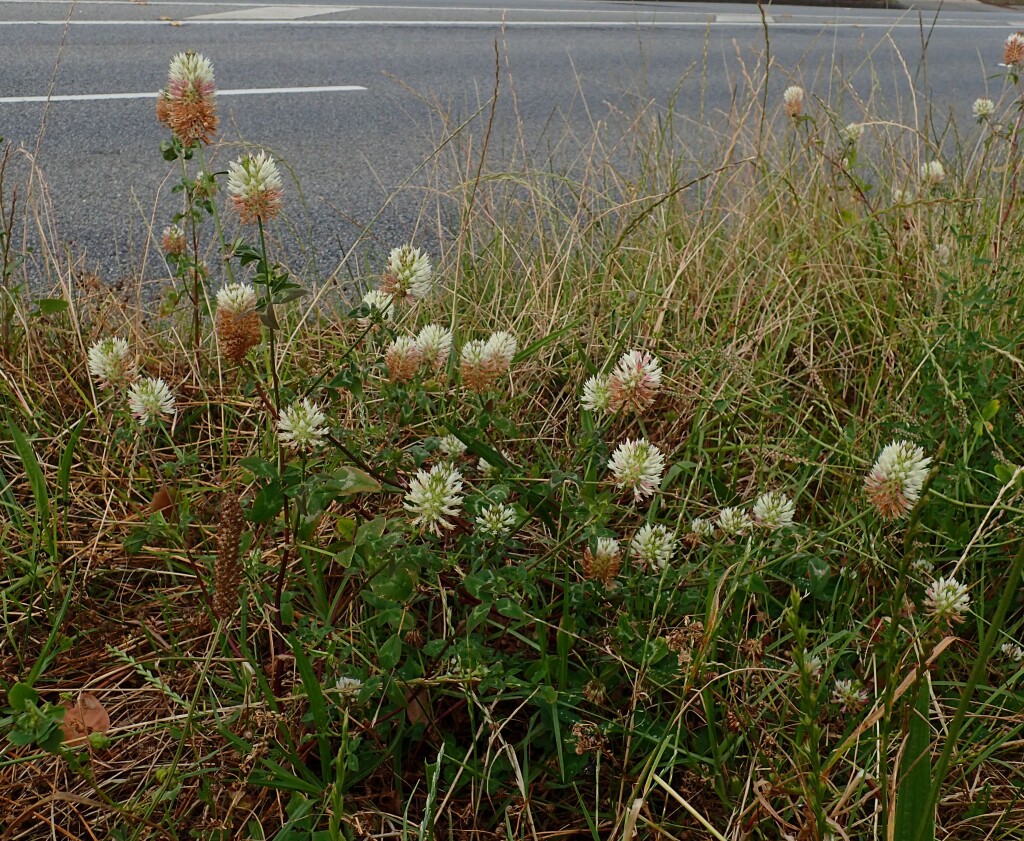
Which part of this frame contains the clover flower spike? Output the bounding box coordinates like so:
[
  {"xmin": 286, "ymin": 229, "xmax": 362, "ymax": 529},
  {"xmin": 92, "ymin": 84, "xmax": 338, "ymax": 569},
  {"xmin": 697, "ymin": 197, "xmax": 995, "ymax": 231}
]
[
  {"xmin": 752, "ymin": 491, "xmax": 795, "ymax": 530},
  {"xmin": 278, "ymin": 398, "xmax": 328, "ymax": 451},
  {"xmin": 227, "ymin": 151, "xmax": 284, "ymax": 224},
  {"xmin": 404, "ymin": 464, "xmax": 464, "ymax": 536},
  {"xmin": 630, "ymin": 524, "xmax": 675, "ymax": 570},
  {"xmin": 864, "ymin": 440, "xmax": 931, "ymax": 519},
  {"xmin": 128, "ymin": 376, "xmax": 175, "ymax": 424},
  {"xmin": 924, "ymin": 576, "xmax": 971, "ymax": 625},
  {"xmin": 608, "ymin": 350, "xmax": 662, "ymax": 414},
  {"xmin": 607, "ymin": 438, "xmax": 666, "ymax": 501},
  {"xmin": 381, "ymin": 245, "xmax": 433, "ymax": 303},
  {"xmin": 88, "ymin": 337, "xmax": 135, "ymax": 388}
]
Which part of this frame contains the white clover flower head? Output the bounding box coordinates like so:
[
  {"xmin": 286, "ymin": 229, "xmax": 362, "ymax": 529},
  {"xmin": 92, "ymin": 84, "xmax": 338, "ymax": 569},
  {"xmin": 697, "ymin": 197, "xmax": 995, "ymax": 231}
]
[
  {"xmin": 919, "ymin": 159, "xmax": 946, "ymax": 186},
  {"xmin": 752, "ymin": 491, "xmax": 795, "ymax": 530},
  {"xmin": 476, "ymin": 503, "xmax": 517, "ymax": 539},
  {"xmin": 335, "ymin": 675, "xmax": 362, "ymax": 693},
  {"xmin": 607, "ymin": 438, "xmax": 666, "ymax": 501},
  {"xmin": 360, "ymin": 288, "xmax": 394, "ymax": 324},
  {"xmin": 227, "ymin": 151, "xmax": 283, "ymax": 224},
  {"xmin": 384, "ymin": 244, "xmax": 433, "ymax": 302},
  {"xmin": 1001, "ymin": 642, "xmax": 1024, "ymax": 663},
  {"xmin": 483, "ymin": 331, "xmax": 518, "ymax": 374},
  {"xmin": 404, "ymin": 464, "xmax": 464, "ymax": 536},
  {"xmin": 87, "ymin": 337, "xmax": 134, "ymax": 388},
  {"xmin": 892, "ymin": 186, "xmax": 914, "ymax": 205},
  {"xmin": 864, "ymin": 440, "xmax": 931, "ymax": 519},
  {"xmin": 798, "ymin": 649, "xmax": 823, "ymax": 680},
  {"xmin": 278, "ymin": 398, "xmax": 328, "ymax": 451},
  {"xmin": 477, "ymin": 451, "xmax": 510, "ymax": 479},
  {"xmin": 840, "ymin": 122, "xmax": 864, "ymax": 144},
  {"xmin": 924, "ymin": 576, "xmax": 971, "ymax": 625},
  {"xmin": 384, "ymin": 335, "xmax": 423, "ymax": 383},
  {"xmin": 832, "ymin": 678, "xmax": 869, "ymax": 712},
  {"xmin": 581, "ymin": 374, "xmax": 612, "ymax": 414},
  {"xmin": 911, "ymin": 558, "xmax": 935, "ymax": 577},
  {"xmin": 216, "ymin": 282, "xmax": 258, "ymax": 316},
  {"xmin": 718, "ymin": 507, "xmax": 753, "ymax": 537},
  {"xmin": 334, "ymin": 676, "xmax": 363, "ymax": 702},
  {"xmin": 630, "ymin": 523, "xmax": 675, "ymax": 570},
  {"xmin": 783, "ymin": 85, "xmax": 805, "ymax": 117},
  {"xmin": 128, "ymin": 376, "xmax": 175, "ymax": 424},
  {"xmin": 691, "ymin": 517, "xmax": 716, "ymax": 540},
  {"xmin": 438, "ymin": 434, "xmax": 467, "ymax": 458},
  {"xmin": 415, "ymin": 324, "xmax": 454, "ymax": 371},
  {"xmin": 973, "ymin": 97, "xmax": 996, "ymax": 120},
  {"xmin": 608, "ymin": 350, "xmax": 662, "ymax": 414}
]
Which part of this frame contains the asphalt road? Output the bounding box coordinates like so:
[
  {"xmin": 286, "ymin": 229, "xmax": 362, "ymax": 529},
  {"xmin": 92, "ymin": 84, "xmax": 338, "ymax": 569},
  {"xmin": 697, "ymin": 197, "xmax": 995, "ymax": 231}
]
[{"xmin": 1, "ymin": 0, "xmax": 1022, "ymax": 298}]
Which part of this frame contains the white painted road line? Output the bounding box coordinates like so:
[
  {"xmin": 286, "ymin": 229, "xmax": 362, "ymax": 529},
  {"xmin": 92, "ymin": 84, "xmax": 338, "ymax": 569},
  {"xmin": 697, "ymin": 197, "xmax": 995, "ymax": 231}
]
[
  {"xmin": 188, "ymin": 4, "xmax": 352, "ymax": 20},
  {"xmin": 0, "ymin": 85, "xmax": 367, "ymax": 104},
  {"xmin": 0, "ymin": 19, "xmax": 1021, "ymax": 28},
  {"xmin": 716, "ymin": 13, "xmax": 774, "ymax": 23}
]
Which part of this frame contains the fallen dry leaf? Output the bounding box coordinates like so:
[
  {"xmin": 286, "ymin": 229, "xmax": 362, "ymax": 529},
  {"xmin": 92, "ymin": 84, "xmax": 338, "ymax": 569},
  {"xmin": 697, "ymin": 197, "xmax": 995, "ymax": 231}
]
[
  {"xmin": 148, "ymin": 485, "xmax": 178, "ymax": 520},
  {"xmin": 60, "ymin": 692, "xmax": 110, "ymax": 748}
]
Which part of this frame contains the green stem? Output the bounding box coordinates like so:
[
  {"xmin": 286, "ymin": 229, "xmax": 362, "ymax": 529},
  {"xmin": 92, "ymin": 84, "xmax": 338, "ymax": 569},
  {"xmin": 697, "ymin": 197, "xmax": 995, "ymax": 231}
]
[
  {"xmin": 195, "ymin": 144, "xmax": 235, "ymax": 286},
  {"xmin": 914, "ymin": 538, "xmax": 1024, "ymax": 841}
]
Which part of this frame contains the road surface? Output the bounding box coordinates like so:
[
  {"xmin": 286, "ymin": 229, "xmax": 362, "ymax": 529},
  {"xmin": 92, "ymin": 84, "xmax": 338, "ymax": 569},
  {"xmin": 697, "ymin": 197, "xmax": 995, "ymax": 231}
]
[{"xmin": 1, "ymin": 0, "xmax": 1020, "ymax": 297}]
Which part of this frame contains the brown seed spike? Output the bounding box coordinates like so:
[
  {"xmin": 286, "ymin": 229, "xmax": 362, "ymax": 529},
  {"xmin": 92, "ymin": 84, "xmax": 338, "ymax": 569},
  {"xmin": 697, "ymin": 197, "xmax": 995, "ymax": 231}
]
[{"xmin": 213, "ymin": 493, "xmax": 245, "ymax": 622}]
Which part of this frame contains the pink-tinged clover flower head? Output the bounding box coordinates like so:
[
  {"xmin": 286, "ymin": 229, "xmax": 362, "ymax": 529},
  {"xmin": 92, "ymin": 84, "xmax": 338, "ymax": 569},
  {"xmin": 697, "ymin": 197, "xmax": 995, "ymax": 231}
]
[
  {"xmin": 608, "ymin": 350, "xmax": 662, "ymax": 414},
  {"xmin": 864, "ymin": 440, "xmax": 930, "ymax": 519},
  {"xmin": 607, "ymin": 438, "xmax": 666, "ymax": 501},
  {"xmin": 278, "ymin": 398, "xmax": 328, "ymax": 451},
  {"xmin": 783, "ymin": 85, "xmax": 805, "ymax": 117},
  {"xmin": 384, "ymin": 336, "xmax": 423, "ymax": 383},
  {"xmin": 157, "ymin": 51, "xmax": 218, "ymax": 144},
  {"xmin": 161, "ymin": 224, "xmax": 187, "ymax": 256},
  {"xmin": 227, "ymin": 151, "xmax": 283, "ymax": 224},
  {"xmin": 483, "ymin": 331, "xmax": 517, "ymax": 373},
  {"xmin": 87, "ymin": 337, "xmax": 135, "ymax": 388},
  {"xmin": 404, "ymin": 464, "xmax": 464, "ymax": 536},
  {"xmin": 460, "ymin": 339, "xmax": 496, "ymax": 393},
  {"xmin": 128, "ymin": 376, "xmax": 175, "ymax": 424},
  {"xmin": 832, "ymin": 678, "xmax": 869, "ymax": 713}
]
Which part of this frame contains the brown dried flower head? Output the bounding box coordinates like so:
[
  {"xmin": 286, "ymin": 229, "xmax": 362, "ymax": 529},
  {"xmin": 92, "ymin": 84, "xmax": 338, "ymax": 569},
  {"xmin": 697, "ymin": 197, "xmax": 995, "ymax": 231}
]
[
  {"xmin": 1005, "ymin": 32, "xmax": 1024, "ymax": 67},
  {"xmin": 215, "ymin": 284, "xmax": 261, "ymax": 363},
  {"xmin": 385, "ymin": 336, "xmax": 423, "ymax": 383},
  {"xmin": 213, "ymin": 493, "xmax": 245, "ymax": 621},
  {"xmin": 581, "ymin": 538, "xmax": 621, "ymax": 587}
]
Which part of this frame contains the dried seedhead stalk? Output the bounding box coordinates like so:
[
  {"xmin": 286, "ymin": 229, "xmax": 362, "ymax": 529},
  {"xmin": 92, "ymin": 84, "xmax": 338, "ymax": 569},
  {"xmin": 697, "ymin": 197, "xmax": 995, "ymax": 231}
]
[{"xmin": 213, "ymin": 493, "xmax": 245, "ymax": 621}]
